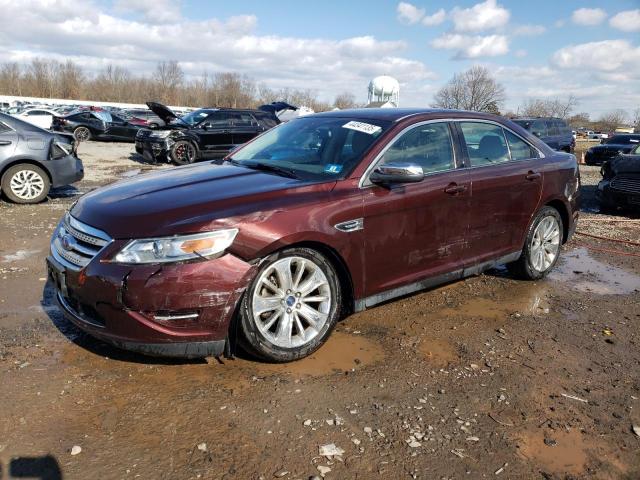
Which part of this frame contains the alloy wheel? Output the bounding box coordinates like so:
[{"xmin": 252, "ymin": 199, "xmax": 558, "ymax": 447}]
[
  {"xmin": 251, "ymin": 256, "xmax": 332, "ymax": 349},
  {"xmin": 174, "ymin": 142, "xmax": 195, "ymax": 163},
  {"xmin": 530, "ymin": 216, "xmax": 560, "ymax": 272},
  {"xmin": 75, "ymin": 127, "xmax": 90, "ymax": 141},
  {"xmin": 9, "ymin": 169, "xmax": 45, "ymax": 201}
]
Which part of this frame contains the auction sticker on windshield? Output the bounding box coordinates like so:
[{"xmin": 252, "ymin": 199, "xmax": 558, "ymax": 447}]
[{"xmin": 343, "ymin": 121, "xmax": 382, "ymax": 135}]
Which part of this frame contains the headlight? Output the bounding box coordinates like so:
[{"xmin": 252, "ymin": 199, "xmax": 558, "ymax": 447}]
[
  {"xmin": 113, "ymin": 229, "xmax": 238, "ymax": 264},
  {"xmin": 149, "ymin": 130, "xmax": 172, "ymax": 138}
]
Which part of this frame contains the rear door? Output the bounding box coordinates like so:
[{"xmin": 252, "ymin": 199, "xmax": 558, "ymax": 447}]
[
  {"xmin": 0, "ymin": 121, "xmax": 18, "ymax": 157},
  {"xmin": 457, "ymin": 121, "xmax": 543, "ymax": 266},
  {"xmin": 197, "ymin": 112, "xmax": 234, "ymax": 157},
  {"xmin": 230, "ymin": 112, "xmax": 262, "ymax": 146},
  {"xmin": 362, "ymin": 121, "xmax": 470, "ymax": 297}
]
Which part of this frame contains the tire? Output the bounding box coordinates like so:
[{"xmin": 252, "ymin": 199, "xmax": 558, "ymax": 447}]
[
  {"xmin": 170, "ymin": 140, "xmax": 197, "ymax": 165},
  {"xmin": 238, "ymin": 248, "xmax": 342, "ymax": 362},
  {"xmin": 73, "ymin": 126, "xmax": 91, "ymax": 142},
  {"xmin": 1, "ymin": 164, "xmax": 50, "ymax": 204},
  {"xmin": 507, "ymin": 206, "xmax": 563, "ymax": 280}
]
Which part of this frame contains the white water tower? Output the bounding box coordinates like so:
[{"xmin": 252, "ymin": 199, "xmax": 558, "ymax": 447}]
[{"xmin": 367, "ymin": 75, "xmax": 399, "ymax": 107}]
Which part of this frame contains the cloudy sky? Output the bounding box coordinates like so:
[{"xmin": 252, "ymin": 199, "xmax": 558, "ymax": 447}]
[{"xmin": 0, "ymin": 0, "xmax": 638, "ymax": 115}]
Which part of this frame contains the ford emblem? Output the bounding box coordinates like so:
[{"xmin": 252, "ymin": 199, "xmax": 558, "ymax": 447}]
[{"xmin": 61, "ymin": 234, "xmax": 74, "ymax": 251}]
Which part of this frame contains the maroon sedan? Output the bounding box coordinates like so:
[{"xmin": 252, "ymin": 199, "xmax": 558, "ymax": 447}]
[{"xmin": 47, "ymin": 109, "xmax": 580, "ymax": 361}]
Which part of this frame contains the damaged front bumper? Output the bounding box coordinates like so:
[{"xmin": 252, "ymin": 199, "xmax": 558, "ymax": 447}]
[
  {"xmin": 46, "ymin": 245, "xmax": 255, "ymax": 358},
  {"xmin": 135, "ymin": 137, "xmax": 172, "ymax": 163}
]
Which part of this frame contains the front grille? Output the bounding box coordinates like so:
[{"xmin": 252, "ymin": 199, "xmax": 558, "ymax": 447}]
[
  {"xmin": 51, "ymin": 213, "xmax": 112, "ymax": 270},
  {"xmin": 610, "ymin": 175, "xmax": 640, "ymax": 194}
]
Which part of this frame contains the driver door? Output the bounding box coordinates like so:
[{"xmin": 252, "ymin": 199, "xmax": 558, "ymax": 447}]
[
  {"xmin": 361, "ymin": 121, "xmax": 470, "ymax": 298},
  {"xmin": 198, "ymin": 113, "xmax": 234, "ymax": 157}
]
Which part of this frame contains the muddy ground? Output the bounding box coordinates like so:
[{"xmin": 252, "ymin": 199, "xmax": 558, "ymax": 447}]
[{"xmin": 0, "ymin": 140, "xmax": 639, "ymax": 480}]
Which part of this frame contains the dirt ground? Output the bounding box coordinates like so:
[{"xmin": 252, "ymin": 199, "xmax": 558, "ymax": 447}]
[{"xmin": 1, "ymin": 140, "xmax": 639, "ymax": 480}]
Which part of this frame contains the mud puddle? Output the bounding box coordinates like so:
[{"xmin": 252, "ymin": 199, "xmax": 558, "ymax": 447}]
[
  {"xmin": 418, "ymin": 338, "xmax": 458, "ymax": 366},
  {"xmin": 253, "ymin": 331, "xmax": 384, "ymax": 378},
  {"xmin": 549, "ymin": 247, "xmax": 640, "ymax": 294},
  {"xmin": 518, "ymin": 428, "xmax": 588, "ymax": 475}
]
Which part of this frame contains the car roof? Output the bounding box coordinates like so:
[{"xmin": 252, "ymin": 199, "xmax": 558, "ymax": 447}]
[
  {"xmin": 309, "ymin": 108, "xmax": 503, "ymax": 123},
  {"xmin": 513, "ymin": 117, "xmax": 565, "ymax": 122}
]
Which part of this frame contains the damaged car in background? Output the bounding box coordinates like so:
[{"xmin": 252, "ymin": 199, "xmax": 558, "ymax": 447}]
[
  {"xmin": 597, "ymin": 143, "xmax": 640, "ymax": 211},
  {"xmin": 47, "ymin": 108, "xmax": 579, "ymax": 362},
  {"xmin": 135, "ymin": 102, "xmax": 297, "ymax": 165},
  {"xmin": 584, "ymin": 133, "xmax": 640, "ymax": 166},
  {"xmin": 1, "ymin": 112, "xmax": 83, "ymax": 204},
  {"xmin": 52, "ymin": 109, "xmax": 144, "ymax": 142}
]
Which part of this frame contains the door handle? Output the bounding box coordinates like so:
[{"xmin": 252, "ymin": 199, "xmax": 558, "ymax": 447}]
[
  {"xmin": 0, "ymin": 140, "xmax": 11, "ymax": 146},
  {"xmin": 525, "ymin": 171, "xmax": 541, "ymax": 181},
  {"xmin": 444, "ymin": 183, "xmax": 467, "ymax": 195}
]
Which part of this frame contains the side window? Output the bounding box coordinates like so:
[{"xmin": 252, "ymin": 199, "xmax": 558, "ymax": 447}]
[
  {"xmin": 203, "ymin": 112, "xmax": 232, "ymax": 128},
  {"xmin": 27, "ymin": 110, "xmax": 45, "ymax": 116},
  {"xmin": 531, "ymin": 120, "xmax": 547, "ymax": 138},
  {"xmin": 504, "ymin": 130, "xmax": 539, "ymax": 161},
  {"xmin": 228, "ymin": 112, "xmax": 256, "ymax": 127},
  {"xmin": 380, "ymin": 122, "xmax": 455, "ymax": 174},
  {"xmin": 459, "ymin": 122, "xmax": 509, "ymax": 167}
]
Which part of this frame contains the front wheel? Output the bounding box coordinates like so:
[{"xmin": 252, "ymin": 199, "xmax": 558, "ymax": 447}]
[
  {"xmin": 170, "ymin": 140, "xmax": 196, "ymax": 165},
  {"xmin": 238, "ymin": 248, "xmax": 342, "ymax": 362},
  {"xmin": 508, "ymin": 206, "xmax": 563, "ymax": 280},
  {"xmin": 73, "ymin": 126, "xmax": 91, "ymax": 142},
  {"xmin": 1, "ymin": 164, "xmax": 50, "ymax": 204}
]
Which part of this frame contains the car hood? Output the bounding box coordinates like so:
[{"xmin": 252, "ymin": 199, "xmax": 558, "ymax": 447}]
[
  {"xmin": 146, "ymin": 101, "xmax": 178, "ymax": 123},
  {"xmin": 71, "ymin": 163, "xmax": 330, "ymax": 239},
  {"xmin": 603, "ymin": 154, "xmax": 640, "ymax": 177}
]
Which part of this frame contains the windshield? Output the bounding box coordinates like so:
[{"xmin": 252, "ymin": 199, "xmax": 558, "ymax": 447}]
[
  {"xmin": 228, "ymin": 116, "xmax": 391, "ymax": 180},
  {"xmin": 173, "ymin": 109, "xmax": 213, "ymax": 126}
]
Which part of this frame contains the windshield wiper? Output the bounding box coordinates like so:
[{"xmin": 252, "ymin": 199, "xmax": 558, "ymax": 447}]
[{"xmin": 232, "ymin": 161, "xmax": 300, "ymax": 179}]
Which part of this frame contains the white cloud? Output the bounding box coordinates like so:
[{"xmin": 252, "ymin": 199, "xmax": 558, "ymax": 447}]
[
  {"xmin": 422, "ymin": 8, "xmax": 446, "ymax": 26},
  {"xmin": 397, "ymin": 2, "xmax": 446, "ymax": 27},
  {"xmin": 431, "ymin": 33, "xmax": 509, "ymax": 58},
  {"xmin": 609, "ymin": 9, "xmax": 640, "ymax": 32},
  {"xmin": 514, "ymin": 49, "xmax": 527, "ymax": 58},
  {"xmin": 451, "ymin": 0, "xmax": 510, "ymax": 32},
  {"xmin": 512, "ymin": 24, "xmax": 546, "ymax": 36},
  {"xmin": 552, "ymin": 39, "xmax": 640, "ymax": 74},
  {"xmin": 0, "ymin": 0, "xmax": 436, "ymax": 104},
  {"xmin": 397, "ymin": 2, "xmax": 425, "ymax": 25},
  {"xmin": 114, "ymin": 0, "xmax": 183, "ymax": 24},
  {"xmin": 571, "ymin": 8, "xmax": 607, "ymax": 26}
]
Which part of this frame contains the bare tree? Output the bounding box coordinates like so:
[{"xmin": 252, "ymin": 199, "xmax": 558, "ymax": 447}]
[
  {"xmin": 567, "ymin": 112, "xmax": 590, "ymax": 129},
  {"xmin": 520, "ymin": 95, "xmax": 578, "ymax": 119},
  {"xmin": 155, "ymin": 60, "xmax": 184, "ymax": 104},
  {"xmin": 432, "ymin": 66, "xmax": 505, "ymax": 112},
  {"xmin": 333, "ymin": 92, "xmax": 357, "ymax": 109},
  {"xmin": 632, "ymin": 107, "xmax": 640, "ymax": 130},
  {"xmin": 56, "ymin": 60, "xmax": 85, "ymax": 99},
  {"xmin": 597, "ymin": 109, "xmax": 628, "ymax": 132},
  {"xmin": 0, "ymin": 62, "xmax": 22, "ymax": 96}
]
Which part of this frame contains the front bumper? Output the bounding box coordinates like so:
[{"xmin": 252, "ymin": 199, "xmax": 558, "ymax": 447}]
[
  {"xmin": 47, "ymin": 249, "xmax": 255, "ymax": 358},
  {"xmin": 49, "ymin": 155, "xmax": 84, "ymax": 188},
  {"xmin": 136, "ymin": 138, "xmax": 170, "ymax": 163},
  {"xmin": 597, "ymin": 180, "xmax": 640, "ymax": 209}
]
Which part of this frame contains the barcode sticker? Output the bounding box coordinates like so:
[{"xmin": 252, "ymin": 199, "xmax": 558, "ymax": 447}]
[{"xmin": 342, "ymin": 121, "xmax": 382, "ymax": 135}]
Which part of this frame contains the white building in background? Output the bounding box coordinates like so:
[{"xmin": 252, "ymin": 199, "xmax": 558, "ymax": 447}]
[{"xmin": 366, "ymin": 75, "xmax": 399, "ymax": 108}]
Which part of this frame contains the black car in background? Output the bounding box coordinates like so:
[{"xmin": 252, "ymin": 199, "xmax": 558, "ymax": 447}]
[
  {"xmin": 597, "ymin": 143, "xmax": 640, "ymax": 211},
  {"xmin": 136, "ymin": 102, "xmax": 295, "ymax": 165},
  {"xmin": 584, "ymin": 134, "xmax": 640, "ymax": 166},
  {"xmin": 512, "ymin": 117, "xmax": 574, "ymax": 153},
  {"xmin": 0, "ymin": 113, "xmax": 83, "ymax": 203},
  {"xmin": 52, "ymin": 110, "xmax": 143, "ymax": 142}
]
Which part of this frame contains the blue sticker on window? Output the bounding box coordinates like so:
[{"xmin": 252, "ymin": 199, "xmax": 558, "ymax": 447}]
[{"xmin": 324, "ymin": 164, "xmax": 343, "ymax": 174}]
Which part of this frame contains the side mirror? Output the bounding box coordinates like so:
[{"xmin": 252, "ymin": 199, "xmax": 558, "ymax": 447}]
[
  {"xmin": 200, "ymin": 123, "xmax": 209, "ymax": 131},
  {"xmin": 370, "ymin": 163, "xmax": 424, "ymax": 185}
]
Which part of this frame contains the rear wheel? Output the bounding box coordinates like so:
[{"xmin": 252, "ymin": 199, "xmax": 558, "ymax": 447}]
[
  {"xmin": 170, "ymin": 140, "xmax": 197, "ymax": 165},
  {"xmin": 73, "ymin": 126, "xmax": 91, "ymax": 142},
  {"xmin": 1, "ymin": 164, "xmax": 50, "ymax": 204},
  {"xmin": 238, "ymin": 248, "xmax": 342, "ymax": 362},
  {"xmin": 507, "ymin": 206, "xmax": 563, "ymax": 280}
]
